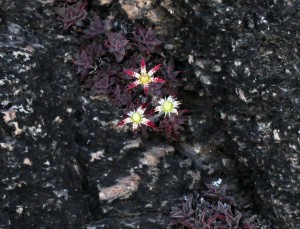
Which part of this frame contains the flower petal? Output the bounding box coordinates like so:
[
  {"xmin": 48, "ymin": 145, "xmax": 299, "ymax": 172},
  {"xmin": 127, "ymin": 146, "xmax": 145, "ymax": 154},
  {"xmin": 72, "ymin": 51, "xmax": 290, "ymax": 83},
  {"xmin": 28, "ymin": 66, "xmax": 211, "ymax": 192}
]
[
  {"xmin": 172, "ymin": 109, "xmax": 178, "ymax": 115},
  {"xmin": 143, "ymin": 85, "xmax": 149, "ymax": 95},
  {"xmin": 116, "ymin": 117, "xmax": 130, "ymax": 127},
  {"xmin": 125, "ymin": 70, "xmax": 140, "ymax": 78},
  {"xmin": 148, "ymin": 64, "xmax": 161, "ymax": 76},
  {"xmin": 157, "ymin": 98, "xmax": 165, "ymax": 105},
  {"xmin": 140, "ymin": 58, "xmax": 146, "ymax": 75},
  {"xmin": 132, "ymin": 123, "xmax": 138, "ymax": 130},
  {"xmin": 154, "ymin": 106, "xmax": 162, "ymax": 113},
  {"xmin": 141, "ymin": 118, "xmax": 157, "ymax": 129},
  {"xmin": 136, "ymin": 106, "xmax": 146, "ymax": 115},
  {"xmin": 127, "ymin": 81, "xmax": 140, "ymax": 90}
]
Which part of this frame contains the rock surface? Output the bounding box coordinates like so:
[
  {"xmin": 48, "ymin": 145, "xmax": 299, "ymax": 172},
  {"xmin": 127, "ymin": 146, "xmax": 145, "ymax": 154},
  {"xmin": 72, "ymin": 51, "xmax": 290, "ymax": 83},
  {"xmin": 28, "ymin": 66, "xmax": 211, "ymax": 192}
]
[
  {"xmin": 157, "ymin": 0, "xmax": 300, "ymax": 228},
  {"xmin": 0, "ymin": 1, "xmax": 206, "ymax": 228},
  {"xmin": 0, "ymin": 0, "xmax": 299, "ymax": 228}
]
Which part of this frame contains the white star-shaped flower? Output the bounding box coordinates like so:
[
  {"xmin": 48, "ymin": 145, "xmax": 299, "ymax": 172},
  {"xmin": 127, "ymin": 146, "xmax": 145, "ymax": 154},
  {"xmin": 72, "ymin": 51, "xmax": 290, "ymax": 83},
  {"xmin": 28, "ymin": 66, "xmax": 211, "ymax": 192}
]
[
  {"xmin": 116, "ymin": 106, "xmax": 156, "ymax": 130},
  {"xmin": 155, "ymin": 95, "xmax": 180, "ymax": 116},
  {"xmin": 125, "ymin": 58, "xmax": 165, "ymax": 95}
]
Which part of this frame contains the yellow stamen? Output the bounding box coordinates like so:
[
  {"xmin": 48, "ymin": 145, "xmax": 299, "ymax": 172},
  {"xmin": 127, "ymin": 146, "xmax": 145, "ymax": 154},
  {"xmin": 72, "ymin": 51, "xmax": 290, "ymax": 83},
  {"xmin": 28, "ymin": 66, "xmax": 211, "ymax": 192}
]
[
  {"xmin": 139, "ymin": 74, "xmax": 150, "ymax": 85},
  {"xmin": 162, "ymin": 101, "xmax": 173, "ymax": 112},
  {"xmin": 131, "ymin": 112, "xmax": 142, "ymax": 124}
]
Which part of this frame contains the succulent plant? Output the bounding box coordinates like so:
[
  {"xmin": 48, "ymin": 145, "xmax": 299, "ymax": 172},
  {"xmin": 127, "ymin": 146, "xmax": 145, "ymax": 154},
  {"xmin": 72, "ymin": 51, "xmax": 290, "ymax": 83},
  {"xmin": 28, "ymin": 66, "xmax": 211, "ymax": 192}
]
[
  {"xmin": 90, "ymin": 68, "xmax": 116, "ymax": 96},
  {"xmin": 54, "ymin": 1, "xmax": 189, "ymax": 140},
  {"xmin": 73, "ymin": 41, "xmax": 105, "ymax": 80},
  {"xmin": 133, "ymin": 24, "xmax": 162, "ymax": 55},
  {"xmin": 105, "ymin": 32, "xmax": 130, "ymax": 62},
  {"xmin": 168, "ymin": 185, "xmax": 258, "ymax": 229},
  {"xmin": 159, "ymin": 110, "xmax": 189, "ymax": 141},
  {"xmin": 54, "ymin": 0, "xmax": 88, "ymax": 30},
  {"xmin": 83, "ymin": 15, "xmax": 106, "ymax": 39}
]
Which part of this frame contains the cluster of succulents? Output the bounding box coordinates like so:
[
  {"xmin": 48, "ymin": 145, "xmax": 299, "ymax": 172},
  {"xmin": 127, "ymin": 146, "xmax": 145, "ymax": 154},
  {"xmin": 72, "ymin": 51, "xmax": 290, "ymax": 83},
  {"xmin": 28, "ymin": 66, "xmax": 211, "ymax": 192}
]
[
  {"xmin": 54, "ymin": 0, "xmax": 189, "ymax": 141},
  {"xmin": 168, "ymin": 184, "xmax": 258, "ymax": 229},
  {"xmin": 54, "ymin": 0, "xmax": 88, "ymax": 30}
]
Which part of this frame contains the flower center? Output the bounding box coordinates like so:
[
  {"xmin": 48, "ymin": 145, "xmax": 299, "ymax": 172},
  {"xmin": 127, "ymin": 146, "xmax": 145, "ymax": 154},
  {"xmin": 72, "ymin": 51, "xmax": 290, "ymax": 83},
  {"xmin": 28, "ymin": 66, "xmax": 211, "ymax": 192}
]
[
  {"xmin": 139, "ymin": 74, "xmax": 150, "ymax": 85},
  {"xmin": 162, "ymin": 101, "xmax": 173, "ymax": 112},
  {"xmin": 131, "ymin": 112, "xmax": 142, "ymax": 124}
]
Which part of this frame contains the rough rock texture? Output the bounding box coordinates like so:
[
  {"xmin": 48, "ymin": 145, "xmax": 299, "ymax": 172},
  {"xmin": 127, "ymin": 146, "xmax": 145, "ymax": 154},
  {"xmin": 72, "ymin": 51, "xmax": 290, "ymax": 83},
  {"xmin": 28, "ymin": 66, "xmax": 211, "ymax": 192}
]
[
  {"xmin": 156, "ymin": 0, "xmax": 300, "ymax": 228},
  {"xmin": 108, "ymin": 0, "xmax": 300, "ymax": 228},
  {"xmin": 1, "ymin": 0, "xmax": 299, "ymax": 228},
  {"xmin": 0, "ymin": 1, "xmax": 218, "ymax": 228},
  {"xmin": 0, "ymin": 0, "xmax": 95, "ymax": 226}
]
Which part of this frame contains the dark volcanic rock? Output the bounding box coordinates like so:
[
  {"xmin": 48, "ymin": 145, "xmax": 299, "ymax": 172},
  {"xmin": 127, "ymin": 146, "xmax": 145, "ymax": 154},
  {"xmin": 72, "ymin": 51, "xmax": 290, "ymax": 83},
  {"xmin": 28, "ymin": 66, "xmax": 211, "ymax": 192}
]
[
  {"xmin": 0, "ymin": 0, "xmax": 95, "ymax": 227},
  {"xmin": 158, "ymin": 0, "xmax": 300, "ymax": 228},
  {"xmin": 111, "ymin": 0, "xmax": 300, "ymax": 227},
  {"xmin": 0, "ymin": 1, "xmax": 207, "ymax": 228}
]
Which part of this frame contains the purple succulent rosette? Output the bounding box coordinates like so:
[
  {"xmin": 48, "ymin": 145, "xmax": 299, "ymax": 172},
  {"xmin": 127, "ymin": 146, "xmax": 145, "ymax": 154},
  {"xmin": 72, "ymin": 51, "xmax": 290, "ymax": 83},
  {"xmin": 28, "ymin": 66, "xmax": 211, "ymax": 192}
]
[
  {"xmin": 168, "ymin": 185, "xmax": 258, "ymax": 229},
  {"xmin": 105, "ymin": 32, "xmax": 130, "ymax": 62},
  {"xmin": 54, "ymin": 0, "xmax": 88, "ymax": 30}
]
